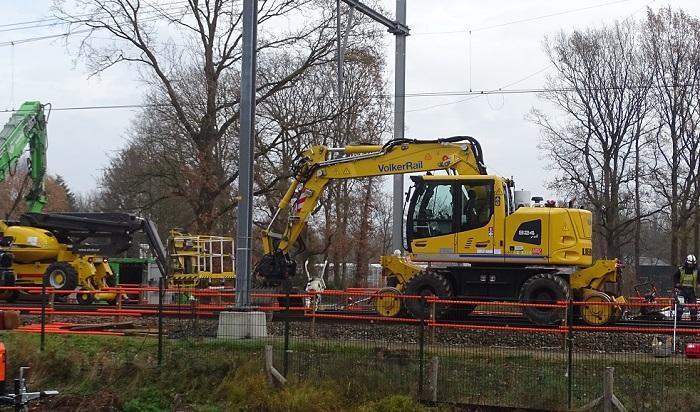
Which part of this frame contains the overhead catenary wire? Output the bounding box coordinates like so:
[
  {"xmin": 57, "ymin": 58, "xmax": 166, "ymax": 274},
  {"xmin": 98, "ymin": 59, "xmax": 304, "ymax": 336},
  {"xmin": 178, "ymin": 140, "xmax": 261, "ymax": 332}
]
[
  {"xmin": 0, "ymin": 2, "xmax": 193, "ymax": 47},
  {"xmin": 2, "ymin": 81, "xmax": 699, "ymax": 114},
  {"xmin": 412, "ymin": 0, "xmax": 643, "ymax": 36},
  {"xmin": 0, "ymin": 0, "xmax": 191, "ymax": 31},
  {"xmin": 0, "ymin": 0, "xmax": 656, "ymax": 48},
  {"xmin": 0, "ymin": 0, "xmax": 670, "ymax": 113},
  {"xmin": 407, "ymin": 0, "xmax": 657, "ymax": 113},
  {"xmin": 406, "ymin": 0, "xmax": 656, "ymax": 112}
]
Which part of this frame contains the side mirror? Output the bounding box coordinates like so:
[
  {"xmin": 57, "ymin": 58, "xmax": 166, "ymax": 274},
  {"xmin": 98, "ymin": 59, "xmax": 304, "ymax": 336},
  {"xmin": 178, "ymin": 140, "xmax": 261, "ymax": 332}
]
[{"xmin": 0, "ymin": 252, "xmax": 12, "ymax": 269}]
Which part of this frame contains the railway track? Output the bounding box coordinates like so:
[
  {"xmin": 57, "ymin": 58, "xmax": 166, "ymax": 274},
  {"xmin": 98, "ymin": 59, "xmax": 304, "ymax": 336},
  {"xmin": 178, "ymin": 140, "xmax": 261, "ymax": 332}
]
[{"xmin": 4, "ymin": 299, "xmax": 700, "ymax": 334}]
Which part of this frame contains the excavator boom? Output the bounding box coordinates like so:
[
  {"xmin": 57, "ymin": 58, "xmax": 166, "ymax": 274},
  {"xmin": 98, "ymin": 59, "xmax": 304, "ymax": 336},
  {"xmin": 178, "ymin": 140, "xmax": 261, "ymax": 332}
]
[
  {"xmin": 0, "ymin": 102, "xmax": 48, "ymax": 214},
  {"xmin": 257, "ymin": 136, "xmax": 488, "ymax": 284},
  {"xmin": 18, "ymin": 212, "xmax": 169, "ymax": 278}
]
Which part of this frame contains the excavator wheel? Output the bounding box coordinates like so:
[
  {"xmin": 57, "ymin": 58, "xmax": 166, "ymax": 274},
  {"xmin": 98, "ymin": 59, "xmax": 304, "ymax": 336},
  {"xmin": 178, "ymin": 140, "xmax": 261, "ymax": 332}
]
[
  {"xmin": 404, "ymin": 271, "xmax": 453, "ymax": 320},
  {"xmin": 373, "ymin": 287, "xmax": 403, "ymax": 317},
  {"xmin": 44, "ymin": 262, "xmax": 78, "ymax": 291},
  {"xmin": 519, "ymin": 273, "xmax": 570, "ymax": 325}
]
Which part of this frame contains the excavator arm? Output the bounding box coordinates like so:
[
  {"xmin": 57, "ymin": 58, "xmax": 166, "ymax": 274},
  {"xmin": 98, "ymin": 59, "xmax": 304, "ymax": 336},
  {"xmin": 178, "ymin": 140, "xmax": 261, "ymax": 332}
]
[
  {"xmin": 0, "ymin": 102, "xmax": 48, "ymax": 214},
  {"xmin": 19, "ymin": 212, "xmax": 169, "ymax": 278},
  {"xmin": 256, "ymin": 136, "xmax": 487, "ymax": 285}
]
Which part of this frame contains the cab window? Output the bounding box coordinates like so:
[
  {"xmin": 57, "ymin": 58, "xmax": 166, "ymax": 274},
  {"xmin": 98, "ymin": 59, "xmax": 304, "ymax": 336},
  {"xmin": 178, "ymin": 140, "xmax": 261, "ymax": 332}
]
[
  {"xmin": 460, "ymin": 182, "xmax": 494, "ymax": 230},
  {"xmin": 410, "ymin": 182, "xmax": 455, "ymax": 239},
  {"xmin": 504, "ymin": 183, "xmax": 514, "ymax": 215}
]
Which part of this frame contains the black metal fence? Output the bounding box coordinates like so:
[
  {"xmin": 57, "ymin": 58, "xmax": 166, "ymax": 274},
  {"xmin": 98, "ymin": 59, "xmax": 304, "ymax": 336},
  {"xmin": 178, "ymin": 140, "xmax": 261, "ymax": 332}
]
[
  {"xmin": 7, "ymin": 283, "xmax": 700, "ymax": 411},
  {"xmin": 152, "ymin": 290, "xmax": 700, "ymax": 412}
]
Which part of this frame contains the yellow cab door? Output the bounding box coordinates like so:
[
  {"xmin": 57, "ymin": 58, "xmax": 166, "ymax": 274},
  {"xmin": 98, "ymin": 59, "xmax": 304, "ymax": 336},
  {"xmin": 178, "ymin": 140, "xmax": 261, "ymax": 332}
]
[
  {"xmin": 455, "ymin": 179, "xmax": 503, "ymax": 263},
  {"xmin": 406, "ymin": 179, "xmax": 458, "ymax": 260}
]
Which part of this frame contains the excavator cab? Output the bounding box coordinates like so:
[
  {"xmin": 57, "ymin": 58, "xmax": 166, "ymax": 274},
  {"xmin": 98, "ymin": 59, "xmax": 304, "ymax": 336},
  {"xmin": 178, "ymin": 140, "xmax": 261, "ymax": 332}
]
[
  {"xmin": 406, "ymin": 175, "xmax": 510, "ymax": 261},
  {"xmin": 405, "ymin": 174, "xmax": 593, "ymax": 267}
]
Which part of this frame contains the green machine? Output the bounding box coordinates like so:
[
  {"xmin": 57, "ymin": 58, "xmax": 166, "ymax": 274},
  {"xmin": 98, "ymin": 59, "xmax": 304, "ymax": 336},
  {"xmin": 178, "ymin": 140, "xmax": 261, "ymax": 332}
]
[
  {"xmin": 108, "ymin": 257, "xmax": 155, "ymax": 285},
  {"xmin": 0, "ymin": 101, "xmax": 48, "ymax": 214}
]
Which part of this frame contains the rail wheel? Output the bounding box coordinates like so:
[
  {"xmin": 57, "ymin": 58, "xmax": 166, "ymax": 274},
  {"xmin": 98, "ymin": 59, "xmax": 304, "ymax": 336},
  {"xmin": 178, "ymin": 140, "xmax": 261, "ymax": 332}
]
[
  {"xmin": 519, "ymin": 273, "xmax": 570, "ymax": 325},
  {"xmin": 373, "ymin": 287, "xmax": 403, "ymax": 317},
  {"xmin": 404, "ymin": 271, "xmax": 453, "ymax": 320},
  {"xmin": 581, "ymin": 291, "xmax": 621, "ymax": 326},
  {"xmin": 76, "ymin": 288, "xmax": 95, "ymax": 305},
  {"xmin": 44, "ymin": 262, "xmax": 78, "ymax": 291}
]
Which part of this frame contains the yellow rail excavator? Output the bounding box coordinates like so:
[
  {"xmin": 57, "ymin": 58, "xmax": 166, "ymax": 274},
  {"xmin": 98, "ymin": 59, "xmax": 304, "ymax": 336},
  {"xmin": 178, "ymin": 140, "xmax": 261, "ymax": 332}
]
[{"xmin": 255, "ymin": 136, "xmax": 624, "ymax": 326}]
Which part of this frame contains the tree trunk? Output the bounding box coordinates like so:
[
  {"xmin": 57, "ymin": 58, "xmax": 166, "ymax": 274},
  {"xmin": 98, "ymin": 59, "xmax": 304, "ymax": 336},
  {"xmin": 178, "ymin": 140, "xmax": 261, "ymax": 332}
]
[
  {"xmin": 680, "ymin": 226, "xmax": 689, "ymax": 262},
  {"xmin": 353, "ymin": 179, "xmax": 374, "ymax": 287},
  {"xmin": 694, "ymin": 209, "xmax": 700, "ymax": 259},
  {"xmin": 634, "ymin": 135, "xmax": 641, "ymax": 286}
]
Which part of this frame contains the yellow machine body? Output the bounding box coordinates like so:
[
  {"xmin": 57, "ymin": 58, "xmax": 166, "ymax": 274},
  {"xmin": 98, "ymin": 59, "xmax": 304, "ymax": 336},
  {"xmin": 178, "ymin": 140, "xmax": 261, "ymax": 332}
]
[
  {"xmin": 0, "ymin": 221, "xmax": 114, "ymax": 294},
  {"xmin": 407, "ymin": 175, "xmax": 593, "ymax": 267},
  {"xmin": 168, "ymin": 230, "xmax": 235, "ymax": 288},
  {"xmin": 2, "ymin": 225, "xmax": 62, "ymax": 262},
  {"xmin": 256, "ymin": 137, "xmax": 624, "ymax": 325}
]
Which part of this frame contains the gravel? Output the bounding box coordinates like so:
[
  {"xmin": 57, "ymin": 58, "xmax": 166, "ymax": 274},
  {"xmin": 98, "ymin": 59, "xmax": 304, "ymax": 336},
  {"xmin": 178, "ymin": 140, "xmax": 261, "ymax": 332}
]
[{"xmin": 18, "ymin": 313, "xmax": 699, "ymax": 354}]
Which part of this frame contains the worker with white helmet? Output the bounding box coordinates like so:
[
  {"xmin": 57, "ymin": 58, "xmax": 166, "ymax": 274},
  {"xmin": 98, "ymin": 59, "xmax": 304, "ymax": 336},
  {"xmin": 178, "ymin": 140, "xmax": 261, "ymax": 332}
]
[{"xmin": 675, "ymin": 254, "xmax": 699, "ymax": 321}]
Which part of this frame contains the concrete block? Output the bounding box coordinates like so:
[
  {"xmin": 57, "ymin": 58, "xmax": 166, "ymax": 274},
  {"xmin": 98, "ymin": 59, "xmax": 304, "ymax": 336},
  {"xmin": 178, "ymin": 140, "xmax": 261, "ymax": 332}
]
[
  {"xmin": 147, "ymin": 291, "xmax": 175, "ymax": 304},
  {"xmin": 217, "ymin": 311, "xmax": 267, "ymax": 339}
]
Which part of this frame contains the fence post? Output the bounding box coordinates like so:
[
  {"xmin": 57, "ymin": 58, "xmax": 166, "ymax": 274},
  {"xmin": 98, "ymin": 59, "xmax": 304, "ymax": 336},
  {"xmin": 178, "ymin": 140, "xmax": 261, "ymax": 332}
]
[
  {"xmin": 40, "ymin": 279, "xmax": 47, "ymax": 352},
  {"xmin": 567, "ymin": 299, "xmax": 574, "ymax": 411},
  {"xmin": 418, "ymin": 296, "xmax": 426, "ymax": 399},
  {"xmin": 47, "ymin": 289, "xmax": 55, "ymax": 324},
  {"xmin": 115, "ymin": 291, "xmax": 123, "ymax": 323},
  {"xmin": 430, "ymin": 299, "xmax": 436, "ymax": 344},
  {"xmin": 157, "ymin": 276, "xmax": 164, "ymax": 367},
  {"xmin": 283, "ymin": 290, "xmax": 290, "ymax": 378},
  {"xmin": 428, "ymin": 356, "xmax": 439, "ymax": 402},
  {"xmin": 265, "ymin": 345, "xmax": 288, "ymax": 387},
  {"xmin": 603, "ymin": 367, "xmax": 614, "ymax": 412},
  {"xmin": 191, "ymin": 291, "xmax": 198, "ymax": 338}
]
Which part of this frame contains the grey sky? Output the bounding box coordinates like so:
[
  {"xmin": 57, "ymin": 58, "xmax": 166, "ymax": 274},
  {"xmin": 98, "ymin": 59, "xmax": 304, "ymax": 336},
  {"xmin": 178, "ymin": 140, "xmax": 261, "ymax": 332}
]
[{"xmin": 1, "ymin": 0, "xmax": 699, "ymax": 200}]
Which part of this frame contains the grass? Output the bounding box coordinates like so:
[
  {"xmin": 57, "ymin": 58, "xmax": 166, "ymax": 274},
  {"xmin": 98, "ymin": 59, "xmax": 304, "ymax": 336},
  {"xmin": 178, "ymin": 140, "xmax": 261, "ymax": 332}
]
[
  {"xmin": 0, "ymin": 332, "xmax": 434, "ymax": 412},
  {"xmin": 1, "ymin": 331, "xmax": 698, "ymax": 411}
]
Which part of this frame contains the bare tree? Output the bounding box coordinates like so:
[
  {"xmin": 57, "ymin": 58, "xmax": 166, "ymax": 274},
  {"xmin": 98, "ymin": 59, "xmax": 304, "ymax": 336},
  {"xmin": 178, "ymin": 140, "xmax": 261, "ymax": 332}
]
[
  {"xmin": 531, "ymin": 20, "xmax": 654, "ymax": 259},
  {"xmin": 643, "ymin": 7, "xmax": 700, "ymax": 265},
  {"xmin": 0, "ymin": 165, "xmax": 74, "ymax": 219},
  {"xmin": 54, "ymin": 0, "xmax": 345, "ymax": 231}
]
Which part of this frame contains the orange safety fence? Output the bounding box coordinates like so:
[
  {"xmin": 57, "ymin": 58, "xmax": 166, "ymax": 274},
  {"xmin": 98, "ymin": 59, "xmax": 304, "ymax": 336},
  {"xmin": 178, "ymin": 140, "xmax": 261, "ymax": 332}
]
[
  {"xmin": 566, "ymin": 325, "xmax": 700, "ymax": 335},
  {"xmin": 16, "ymin": 322, "xmax": 125, "ymax": 336},
  {"xmin": 3, "ymin": 285, "xmax": 700, "ymax": 336}
]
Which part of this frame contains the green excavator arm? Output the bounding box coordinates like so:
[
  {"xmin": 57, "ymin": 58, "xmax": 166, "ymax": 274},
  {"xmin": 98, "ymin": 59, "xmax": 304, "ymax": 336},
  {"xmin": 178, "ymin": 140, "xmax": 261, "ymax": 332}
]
[{"xmin": 0, "ymin": 101, "xmax": 48, "ymax": 213}]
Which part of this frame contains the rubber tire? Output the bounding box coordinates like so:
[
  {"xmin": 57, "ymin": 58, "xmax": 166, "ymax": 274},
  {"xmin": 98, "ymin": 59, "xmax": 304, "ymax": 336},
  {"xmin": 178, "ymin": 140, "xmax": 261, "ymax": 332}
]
[
  {"xmin": 44, "ymin": 262, "xmax": 79, "ymax": 291},
  {"xmin": 404, "ymin": 271, "xmax": 453, "ymax": 320},
  {"xmin": 519, "ymin": 273, "xmax": 570, "ymax": 325}
]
